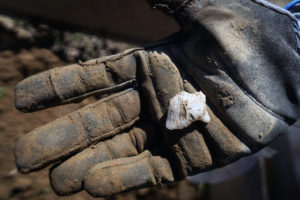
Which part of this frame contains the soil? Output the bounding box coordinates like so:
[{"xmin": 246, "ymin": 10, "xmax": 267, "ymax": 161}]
[{"xmin": 0, "ymin": 15, "xmax": 204, "ymax": 200}]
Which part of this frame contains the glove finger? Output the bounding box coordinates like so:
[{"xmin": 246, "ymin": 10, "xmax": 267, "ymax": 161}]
[
  {"xmin": 183, "ymin": 81, "xmax": 251, "ymax": 167},
  {"xmin": 84, "ymin": 150, "xmax": 174, "ymax": 197},
  {"xmin": 164, "ymin": 124, "xmax": 213, "ymax": 178},
  {"xmin": 14, "ymin": 89, "xmax": 140, "ymax": 173},
  {"xmin": 136, "ymin": 50, "xmax": 214, "ymax": 177},
  {"xmin": 50, "ymin": 123, "xmax": 158, "ymax": 195},
  {"xmin": 15, "ymin": 49, "xmax": 140, "ymax": 112}
]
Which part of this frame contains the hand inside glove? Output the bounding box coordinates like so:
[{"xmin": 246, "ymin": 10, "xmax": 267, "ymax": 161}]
[{"xmin": 14, "ymin": 0, "xmax": 300, "ymax": 197}]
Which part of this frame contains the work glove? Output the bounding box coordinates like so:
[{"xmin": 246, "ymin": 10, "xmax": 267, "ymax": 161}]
[{"xmin": 14, "ymin": 0, "xmax": 300, "ymax": 197}]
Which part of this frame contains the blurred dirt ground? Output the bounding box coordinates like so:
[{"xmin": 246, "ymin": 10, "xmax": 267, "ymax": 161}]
[{"xmin": 0, "ymin": 1, "xmax": 294, "ymax": 199}]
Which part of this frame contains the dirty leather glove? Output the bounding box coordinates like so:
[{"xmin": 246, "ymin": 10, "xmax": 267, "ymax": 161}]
[{"xmin": 14, "ymin": 0, "xmax": 300, "ymax": 197}]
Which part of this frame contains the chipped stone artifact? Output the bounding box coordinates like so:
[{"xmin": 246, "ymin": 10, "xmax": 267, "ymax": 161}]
[{"xmin": 166, "ymin": 91, "xmax": 210, "ymax": 130}]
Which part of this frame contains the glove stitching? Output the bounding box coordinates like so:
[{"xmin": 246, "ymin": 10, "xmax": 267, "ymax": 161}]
[
  {"xmin": 78, "ymin": 89, "xmax": 139, "ymax": 140},
  {"xmin": 103, "ymin": 142, "xmax": 115, "ymax": 160},
  {"xmin": 76, "ymin": 111, "xmax": 93, "ymax": 144},
  {"xmin": 144, "ymin": 51, "xmax": 166, "ymax": 118},
  {"xmin": 90, "ymin": 117, "xmax": 139, "ymax": 144},
  {"xmin": 129, "ymin": 130, "xmax": 139, "ymax": 152},
  {"xmin": 60, "ymin": 80, "xmax": 136, "ymax": 104},
  {"xmin": 97, "ymin": 151, "xmax": 151, "ymax": 169},
  {"xmin": 78, "ymin": 48, "xmax": 142, "ymax": 67},
  {"xmin": 111, "ymin": 99, "xmax": 129, "ymax": 125},
  {"xmin": 147, "ymin": 56, "xmax": 164, "ymax": 114},
  {"xmin": 49, "ymin": 68, "xmax": 65, "ymax": 101}
]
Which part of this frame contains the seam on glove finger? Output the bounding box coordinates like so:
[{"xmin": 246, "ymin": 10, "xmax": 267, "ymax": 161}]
[
  {"xmin": 78, "ymin": 89, "xmax": 140, "ymax": 142},
  {"xmin": 79, "ymin": 48, "xmax": 143, "ymax": 66},
  {"xmin": 60, "ymin": 80, "xmax": 136, "ymax": 104},
  {"xmin": 91, "ymin": 150, "xmax": 152, "ymax": 169},
  {"xmin": 135, "ymin": 51, "xmax": 165, "ymax": 120}
]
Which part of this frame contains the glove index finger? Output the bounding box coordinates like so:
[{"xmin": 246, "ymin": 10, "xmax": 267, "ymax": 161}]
[{"xmin": 15, "ymin": 48, "xmax": 140, "ymax": 112}]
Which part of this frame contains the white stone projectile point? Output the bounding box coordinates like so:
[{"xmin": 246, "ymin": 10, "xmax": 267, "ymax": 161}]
[{"xmin": 166, "ymin": 91, "xmax": 210, "ymax": 130}]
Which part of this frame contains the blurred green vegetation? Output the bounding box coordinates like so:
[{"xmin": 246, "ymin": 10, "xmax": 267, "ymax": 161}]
[
  {"xmin": 72, "ymin": 32, "xmax": 85, "ymax": 43},
  {"xmin": 0, "ymin": 87, "xmax": 6, "ymax": 99}
]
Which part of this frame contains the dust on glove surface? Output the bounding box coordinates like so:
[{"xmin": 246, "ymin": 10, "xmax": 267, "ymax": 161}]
[{"xmin": 14, "ymin": 0, "xmax": 300, "ymax": 197}]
